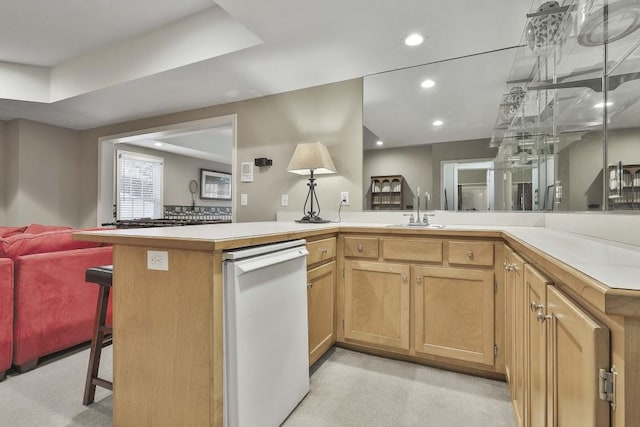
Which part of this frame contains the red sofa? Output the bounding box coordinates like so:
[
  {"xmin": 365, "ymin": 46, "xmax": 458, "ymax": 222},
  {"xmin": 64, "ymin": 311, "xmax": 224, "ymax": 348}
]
[{"xmin": 0, "ymin": 225, "xmax": 112, "ymax": 377}]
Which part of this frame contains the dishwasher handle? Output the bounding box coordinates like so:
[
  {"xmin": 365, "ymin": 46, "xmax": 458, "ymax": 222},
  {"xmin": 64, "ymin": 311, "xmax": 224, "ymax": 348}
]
[{"xmin": 235, "ymin": 247, "xmax": 309, "ymax": 276}]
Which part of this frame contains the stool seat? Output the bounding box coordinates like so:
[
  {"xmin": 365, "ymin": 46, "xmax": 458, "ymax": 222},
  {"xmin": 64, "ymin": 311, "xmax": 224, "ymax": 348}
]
[
  {"xmin": 83, "ymin": 265, "xmax": 113, "ymax": 406},
  {"xmin": 85, "ymin": 265, "xmax": 113, "ymax": 288}
]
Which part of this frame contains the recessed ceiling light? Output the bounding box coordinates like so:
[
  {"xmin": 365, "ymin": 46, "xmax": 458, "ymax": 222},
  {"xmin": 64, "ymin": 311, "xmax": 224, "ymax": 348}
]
[
  {"xmin": 420, "ymin": 79, "xmax": 436, "ymax": 89},
  {"xmin": 594, "ymin": 101, "xmax": 613, "ymax": 108},
  {"xmin": 404, "ymin": 33, "xmax": 424, "ymax": 47},
  {"xmin": 432, "ymin": 120, "xmax": 444, "ymax": 127},
  {"xmin": 376, "ymin": 140, "xmax": 384, "ymax": 146},
  {"xmin": 153, "ymin": 142, "xmax": 163, "ymax": 147}
]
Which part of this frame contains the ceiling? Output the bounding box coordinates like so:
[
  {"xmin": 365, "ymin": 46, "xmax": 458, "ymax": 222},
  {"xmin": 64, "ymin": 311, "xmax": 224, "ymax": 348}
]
[{"xmin": 0, "ymin": 0, "xmax": 534, "ymax": 133}]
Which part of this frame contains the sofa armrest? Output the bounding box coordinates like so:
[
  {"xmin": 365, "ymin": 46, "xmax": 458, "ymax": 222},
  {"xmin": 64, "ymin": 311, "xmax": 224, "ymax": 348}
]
[
  {"xmin": 13, "ymin": 246, "xmax": 112, "ymax": 366},
  {"xmin": 0, "ymin": 258, "xmax": 13, "ymax": 375}
]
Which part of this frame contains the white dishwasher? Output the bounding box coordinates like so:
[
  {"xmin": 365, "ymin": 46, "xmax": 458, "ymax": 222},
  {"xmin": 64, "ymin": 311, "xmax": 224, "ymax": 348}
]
[{"xmin": 223, "ymin": 239, "xmax": 310, "ymax": 427}]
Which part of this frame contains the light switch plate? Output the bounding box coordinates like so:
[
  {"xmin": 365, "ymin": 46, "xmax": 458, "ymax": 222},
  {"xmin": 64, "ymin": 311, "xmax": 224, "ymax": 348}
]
[
  {"xmin": 147, "ymin": 250, "xmax": 168, "ymax": 271},
  {"xmin": 241, "ymin": 193, "xmax": 248, "ymax": 206}
]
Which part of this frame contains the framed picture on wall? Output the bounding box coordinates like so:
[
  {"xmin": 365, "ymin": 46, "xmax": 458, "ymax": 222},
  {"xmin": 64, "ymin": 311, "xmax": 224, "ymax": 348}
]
[{"xmin": 200, "ymin": 169, "xmax": 232, "ymax": 200}]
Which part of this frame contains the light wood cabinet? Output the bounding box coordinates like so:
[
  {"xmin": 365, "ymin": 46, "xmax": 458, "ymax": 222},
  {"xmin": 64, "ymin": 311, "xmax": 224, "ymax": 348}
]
[
  {"xmin": 306, "ymin": 237, "xmax": 337, "ymax": 366},
  {"xmin": 545, "ymin": 286, "xmax": 610, "ymax": 427},
  {"xmin": 448, "ymin": 240, "xmax": 494, "ymax": 266},
  {"xmin": 525, "ymin": 264, "xmax": 550, "ymax": 427},
  {"xmin": 381, "ymin": 237, "xmax": 443, "ymax": 263},
  {"xmin": 306, "ymin": 237, "xmax": 336, "ymax": 266},
  {"xmin": 414, "ymin": 266, "xmax": 495, "ymax": 365},
  {"xmin": 523, "ymin": 263, "xmax": 611, "ymax": 427},
  {"xmin": 504, "ymin": 246, "xmax": 526, "ymax": 427},
  {"xmin": 307, "ymin": 261, "xmax": 336, "ymax": 366},
  {"xmin": 343, "ymin": 260, "xmax": 410, "ymax": 350}
]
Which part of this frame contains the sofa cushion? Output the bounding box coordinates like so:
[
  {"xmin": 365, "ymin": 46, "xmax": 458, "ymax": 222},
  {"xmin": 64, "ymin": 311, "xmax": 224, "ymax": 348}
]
[
  {"xmin": 24, "ymin": 224, "xmax": 73, "ymax": 235},
  {"xmin": 0, "ymin": 226, "xmax": 27, "ymax": 238},
  {"xmin": 0, "ymin": 229, "xmax": 104, "ymax": 260}
]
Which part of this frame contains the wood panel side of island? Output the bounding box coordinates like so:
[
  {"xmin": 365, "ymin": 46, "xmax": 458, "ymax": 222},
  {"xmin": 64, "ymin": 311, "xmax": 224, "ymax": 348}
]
[{"xmin": 112, "ymin": 245, "xmax": 223, "ymax": 427}]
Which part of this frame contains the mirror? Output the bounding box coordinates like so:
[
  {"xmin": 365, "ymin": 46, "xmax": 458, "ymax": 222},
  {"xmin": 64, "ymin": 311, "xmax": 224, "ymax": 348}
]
[{"xmin": 363, "ymin": 1, "xmax": 640, "ymax": 213}]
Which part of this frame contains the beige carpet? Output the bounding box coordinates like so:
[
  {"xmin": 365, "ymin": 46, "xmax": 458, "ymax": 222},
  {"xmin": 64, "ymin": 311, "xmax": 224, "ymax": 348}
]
[{"xmin": 0, "ymin": 345, "xmax": 514, "ymax": 427}]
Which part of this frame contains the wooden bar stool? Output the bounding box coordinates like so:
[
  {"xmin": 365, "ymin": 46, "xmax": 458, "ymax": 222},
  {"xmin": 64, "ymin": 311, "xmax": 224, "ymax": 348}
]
[{"xmin": 83, "ymin": 265, "xmax": 113, "ymax": 405}]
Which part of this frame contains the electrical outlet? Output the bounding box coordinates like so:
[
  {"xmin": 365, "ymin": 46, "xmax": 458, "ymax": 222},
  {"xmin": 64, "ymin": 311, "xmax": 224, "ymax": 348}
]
[
  {"xmin": 340, "ymin": 191, "xmax": 350, "ymax": 206},
  {"xmin": 147, "ymin": 250, "xmax": 169, "ymax": 271},
  {"xmin": 281, "ymin": 194, "xmax": 288, "ymax": 206}
]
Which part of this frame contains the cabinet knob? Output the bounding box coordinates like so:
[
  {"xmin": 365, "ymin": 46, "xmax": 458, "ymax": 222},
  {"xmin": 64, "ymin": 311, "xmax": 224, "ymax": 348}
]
[
  {"xmin": 307, "ymin": 283, "xmax": 313, "ymax": 289},
  {"xmin": 536, "ymin": 307, "xmax": 551, "ymax": 323},
  {"xmin": 416, "ymin": 276, "xmax": 422, "ymax": 286},
  {"xmin": 357, "ymin": 244, "xmax": 364, "ymax": 252},
  {"xmin": 530, "ymin": 301, "xmax": 542, "ymax": 312},
  {"xmin": 503, "ymin": 262, "xmax": 516, "ymax": 272},
  {"xmin": 467, "ymin": 250, "xmax": 474, "ymax": 259},
  {"xmin": 402, "ymin": 273, "xmax": 408, "ymax": 282}
]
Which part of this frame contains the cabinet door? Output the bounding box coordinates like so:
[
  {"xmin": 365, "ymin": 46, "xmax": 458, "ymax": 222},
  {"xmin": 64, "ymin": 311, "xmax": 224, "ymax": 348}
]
[
  {"xmin": 546, "ymin": 286, "xmax": 610, "ymax": 427},
  {"xmin": 307, "ymin": 261, "xmax": 336, "ymax": 366},
  {"xmin": 344, "ymin": 260, "xmax": 410, "ymax": 350},
  {"xmin": 414, "ymin": 266, "xmax": 495, "ymax": 365},
  {"xmin": 505, "ymin": 248, "xmax": 526, "ymax": 427},
  {"xmin": 525, "ymin": 264, "xmax": 551, "ymax": 427}
]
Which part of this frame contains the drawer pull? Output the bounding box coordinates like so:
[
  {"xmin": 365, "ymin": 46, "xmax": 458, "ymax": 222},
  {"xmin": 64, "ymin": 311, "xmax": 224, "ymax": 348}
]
[
  {"xmin": 357, "ymin": 244, "xmax": 364, "ymax": 252},
  {"xmin": 536, "ymin": 307, "xmax": 551, "ymax": 323},
  {"xmin": 467, "ymin": 250, "xmax": 474, "ymax": 259},
  {"xmin": 307, "ymin": 283, "xmax": 313, "ymax": 289},
  {"xmin": 320, "ymin": 248, "xmax": 328, "ymax": 254}
]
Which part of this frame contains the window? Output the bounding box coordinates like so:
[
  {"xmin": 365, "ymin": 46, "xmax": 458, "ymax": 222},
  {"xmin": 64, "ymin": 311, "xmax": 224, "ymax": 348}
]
[{"xmin": 116, "ymin": 150, "xmax": 164, "ymax": 220}]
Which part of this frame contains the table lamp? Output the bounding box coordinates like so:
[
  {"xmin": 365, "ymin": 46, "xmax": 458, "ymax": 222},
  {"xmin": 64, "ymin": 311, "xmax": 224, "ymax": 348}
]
[{"xmin": 287, "ymin": 141, "xmax": 337, "ymax": 223}]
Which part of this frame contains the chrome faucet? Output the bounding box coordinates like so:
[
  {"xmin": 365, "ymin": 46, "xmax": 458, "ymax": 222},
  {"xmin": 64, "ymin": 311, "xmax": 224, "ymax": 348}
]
[{"xmin": 416, "ymin": 186, "xmax": 421, "ymax": 223}]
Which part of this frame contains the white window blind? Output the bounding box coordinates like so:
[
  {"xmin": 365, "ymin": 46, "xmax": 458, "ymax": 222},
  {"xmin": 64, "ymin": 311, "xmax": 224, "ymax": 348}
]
[{"xmin": 116, "ymin": 150, "xmax": 164, "ymax": 220}]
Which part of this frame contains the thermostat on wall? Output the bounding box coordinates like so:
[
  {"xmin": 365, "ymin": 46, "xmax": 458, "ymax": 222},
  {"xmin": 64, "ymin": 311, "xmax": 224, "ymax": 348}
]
[{"xmin": 241, "ymin": 162, "xmax": 253, "ymax": 182}]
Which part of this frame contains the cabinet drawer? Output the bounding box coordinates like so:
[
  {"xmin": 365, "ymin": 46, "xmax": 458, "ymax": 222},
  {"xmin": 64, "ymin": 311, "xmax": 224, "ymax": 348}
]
[
  {"xmin": 381, "ymin": 238, "xmax": 443, "ymax": 263},
  {"xmin": 448, "ymin": 241, "xmax": 494, "ymax": 266},
  {"xmin": 307, "ymin": 237, "xmax": 336, "ymax": 266},
  {"xmin": 343, "ymin": 237, "xmax": 379, "ymax": 258}
]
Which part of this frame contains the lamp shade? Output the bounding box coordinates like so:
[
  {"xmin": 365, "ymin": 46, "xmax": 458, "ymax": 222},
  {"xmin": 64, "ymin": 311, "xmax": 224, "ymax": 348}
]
[{"xmin": 287, "ymin": 141, "xmax": 337, "ymax": 175}]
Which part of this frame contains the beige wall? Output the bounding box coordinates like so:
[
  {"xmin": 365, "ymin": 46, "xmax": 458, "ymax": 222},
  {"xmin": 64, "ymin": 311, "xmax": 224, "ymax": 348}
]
[
  {"xmin": 0, "ymin": 121, "xmax": 5, "ymax": 224},
  {"xmin": 363, "ymin": 145, "xmax": 433, "ymax": 210},
  {"xmin": 3, "ymin": 119, "xmax": 81, "ymax": 226},
  {"xmin": 79, "ymin": 79, "xmax": 363, "ymax": 226},
  {"xmin": 562, "ymin": 128, "xmax": 640, "ymax": 211},
  {"xmin": 431, "ymin": 138, "xmax": 498, "ymax": 209},
  {"xmin": 116, "ymin": 143, "xmax": 232, "ymax": 209}
]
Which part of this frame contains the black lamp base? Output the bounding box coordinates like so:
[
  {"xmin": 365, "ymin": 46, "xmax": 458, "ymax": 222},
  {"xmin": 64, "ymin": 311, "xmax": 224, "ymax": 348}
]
[{"xmin": 295, "ymin": 215, "xmax": 330, "ymax": 224}]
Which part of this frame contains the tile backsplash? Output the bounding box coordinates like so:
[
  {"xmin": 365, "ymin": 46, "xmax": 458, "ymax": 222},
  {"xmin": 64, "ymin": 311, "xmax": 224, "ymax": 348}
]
[{"xmin": 164, "ymin": 205, "xmax": 232, "ymax": 221}]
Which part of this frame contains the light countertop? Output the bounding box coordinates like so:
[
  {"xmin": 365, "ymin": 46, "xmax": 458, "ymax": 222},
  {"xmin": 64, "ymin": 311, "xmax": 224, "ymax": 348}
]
[{"xmin": 76, "ymin": 221, "xmax": 640, "ymax": 292}]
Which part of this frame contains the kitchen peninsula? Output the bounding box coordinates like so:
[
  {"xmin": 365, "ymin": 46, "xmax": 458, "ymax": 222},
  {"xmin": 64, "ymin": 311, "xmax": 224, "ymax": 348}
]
[{"xmin": 75, "ymin": 221, "xmax": 640, "ymax": 427}]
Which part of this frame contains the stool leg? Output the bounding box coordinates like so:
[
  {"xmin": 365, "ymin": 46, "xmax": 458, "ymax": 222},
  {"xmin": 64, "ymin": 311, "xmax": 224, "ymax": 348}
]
[{"xmin": 83, "ymin": 286, "xmax": 111, "ymax": 405}]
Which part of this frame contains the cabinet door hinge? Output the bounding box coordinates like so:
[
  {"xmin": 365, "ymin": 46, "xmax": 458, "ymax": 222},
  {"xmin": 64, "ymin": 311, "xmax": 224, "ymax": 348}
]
[
  {"xmin": 494, "ymin": 281, "xmax": 498, "ymax": 294},
  {"xmin": 342, "ymin": 268, "xmax": 345, "ymax": 279},
  {"xmin": 599, "ymin": 367, "xmax": 617, "ymax": 409},
  {"xmin": 342, "ymin": 319, "xmax": 344, "ymax": 331},
  {"xmin": 494, "ymin": 344, "xmax": 498, "ymax": 359}
]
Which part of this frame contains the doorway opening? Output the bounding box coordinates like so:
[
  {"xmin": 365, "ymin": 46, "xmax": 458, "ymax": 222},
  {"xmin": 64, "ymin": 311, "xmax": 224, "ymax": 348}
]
[{"xmin": 97, "ymin": 115, "xmax": 237, "ymax": 226}]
